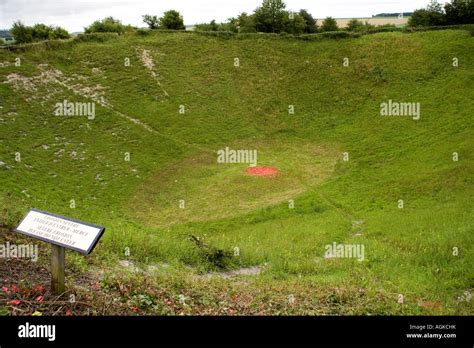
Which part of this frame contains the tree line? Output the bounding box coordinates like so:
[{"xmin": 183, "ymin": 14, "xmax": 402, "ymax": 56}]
[
  {"xmin": 7, "ymin": 0, "xmax": 474, "ymax": 44},
  {"xmin": 409, "ymin": 0, "xmax": 473, "ymax": 26}
]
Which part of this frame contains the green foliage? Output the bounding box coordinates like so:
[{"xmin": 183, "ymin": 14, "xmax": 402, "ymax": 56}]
[
  {"xmin": 320, "ymin": 17, "xmax": 339, "ymax": 32},
  {"xmin": 409, "ymin": 1, "xmax": 445, "ymax": 26},
  {"xmin": 0, "ymin": 193, "xmax": 25, "ymax": 230},
  {"xmin": 444, "ymin": 0, "xmax": 474, "ymax": 25},
  {"xmin": 254, "ymin": 0, "xmax": 287, "ymax": 33},
  {"xmin": 159, "ymin": 10, "xmax": 185, "ymax": 30},
  {"xmin": 52, "ymin": 27, "xmax": 70, "ymax": 39},
  {"xmin": 237, "ymin": 12, "xmax": 257, "ymax": 33},
  {"xmin": 194, "ymin": 20, "xmax": 219, "ymax": 32},
  {"xmin": 73, "ymin": 32, "xmax": 119, "ymax": 43},
  {"xmin": 282, "ymin": 12, "xmax": 306, "ymax": 34},
  {"xmin": 10, "ymin": 21, "xmax": 70, "ymax": 44},
  {"xmin": 194, "ymin": 2, "xmax": 316, "ymax": 35},
  {"xmin": 299, "ymin": 9, "xmax": 318, "ymax": 33},
  {"xmin": 409, "ymin": 0, "xmax": 474, "ymax": 27},
  {"xmin": 189, "ymin": 235, "xmax": 235, "ymax": 270},
  {"xmin": 346, "ymin": 19, "xmax": 364, "ymax": 31},
  {"xmin": 84, "ymin": 17, "xmax": 129, "ymax": 34},
  {"xmin": 135, "ymin": 28, "xmax": 150, "ymax": 36},
  {"xmin": 142, "ymin": 15, "xmax": 160, "ymax": 29},
  {"xmin": 10, "ymin": 21, "xmax": 33, "ymax": 43}
]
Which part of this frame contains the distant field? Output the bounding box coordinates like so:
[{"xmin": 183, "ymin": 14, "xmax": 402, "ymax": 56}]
[{"xmin": 317, "ymin": 17, "xmax": 409, "ymax": 28}]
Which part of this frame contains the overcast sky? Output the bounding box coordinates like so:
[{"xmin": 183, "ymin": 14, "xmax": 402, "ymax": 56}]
[{"xmin": 0, "ymin": 0, "xmax": 430, "ymax": 32}]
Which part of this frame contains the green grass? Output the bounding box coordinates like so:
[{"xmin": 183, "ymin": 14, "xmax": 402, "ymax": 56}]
[{"xmin": 0, "ymin": 29, "xmax": 472, "ymax": 314}]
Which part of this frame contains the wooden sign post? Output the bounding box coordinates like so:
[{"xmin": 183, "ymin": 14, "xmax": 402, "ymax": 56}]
[
  {"xmin": 14, "ymin": 208, "xmax": 105, "ymax": 295},
  {"xmin": 51, "ymin": 244, "xmax": 65, "ymax": 294}
]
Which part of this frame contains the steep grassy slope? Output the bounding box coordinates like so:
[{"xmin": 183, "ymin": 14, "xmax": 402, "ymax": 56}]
[{"xmin": 0, "ymin": 30, "xmax": 472, "ymax": 314}]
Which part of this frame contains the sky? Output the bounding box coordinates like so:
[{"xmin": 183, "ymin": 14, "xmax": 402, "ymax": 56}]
[{"xmin": 0, "ymin": 0, "xmax": 430, "ymax": 32}]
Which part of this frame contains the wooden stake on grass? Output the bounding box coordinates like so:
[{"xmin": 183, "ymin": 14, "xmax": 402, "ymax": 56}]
[{"xmin": 51, "ymin": 244, "xmax": 65, "ymax": 294}]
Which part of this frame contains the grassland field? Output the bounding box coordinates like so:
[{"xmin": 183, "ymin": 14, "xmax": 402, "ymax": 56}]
[{"xmin": 0, "ymin": 28, "xmax": 472, "ymax": 315}]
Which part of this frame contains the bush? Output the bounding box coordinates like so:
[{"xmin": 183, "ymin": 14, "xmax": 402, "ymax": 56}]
[
  {"xmin": 10, "ymin": 21, "xmax": 70, "ymax": 44},
  {"xmin": 10, "ymin": 21, "xmax": 33, "ymax": 43},
  {"xmin": 159, "ymin": 10, "xmax": 185, "ymax": 30},
  {"xmin": 73, "ymin": 32, "xmax": 119, "ymax": 43},
  {"xmin": 320, "ymin": 17, "xmax": 339, "ymax": 32},
  {"xmin": 0, "ymin": 193, "xmax": 25, "ymax": 230},
  {"xmin": 135, "ymin": 28, "xmax": 150, "ymax": 36},
  {"xmin": 346, "ymin": 19, "xmax": 364, "ymax": 31},
  {"xmin": 85, "ymin": 17, "xmax": 130, "ymax": 34},
  {"xmin": 282, "ymin": 12, "xmax": 306, "ymax": 34},
  {"xmin": 320, "ymin": 31, "xmax": 355, "ymax": 39},
  {"xmin": 237, "ymin": 12, "xmax": 257, "ymax": 33}
]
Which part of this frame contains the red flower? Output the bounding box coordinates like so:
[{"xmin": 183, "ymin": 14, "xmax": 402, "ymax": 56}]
[
  {"xmin": 2, "ymin": 286, "xmax": 8, "ymax": 293},
  {"xmin": 66, "ymin": 309, "xmax": 72, "ymax": 316},
  {"xmin": 131, "ymin": 306, "xmax": 139, "ymax": 313},
  {"xmin": 11, "ymin": 284, "xmax": 18, "ymax": 292},
  {"xmin": 36, "ymin": 296, "xmax": 44, "ymax": 303},
  {"xmin": 35, "ymin": 285, "xmax": 45, "ymax": 293},
  {"xmin": 7, "ymin": 299, "xmax": 21, "ymax": 306}
]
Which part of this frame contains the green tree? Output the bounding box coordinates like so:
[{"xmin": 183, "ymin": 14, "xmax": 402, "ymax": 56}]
[
  {"xmin": 409, "ymin": 0, "xmax": 446, "ymax": 26},
  {"xmin": 237, "ymin": 12, "xmax": 256, "ymax": 33},
  {"xmin": 32, "ymin": 24, "xmax": 53, "ymax": 40},
  {"xmin": 254, "ymin": 0, "xmax": 287, "ymax": 33},
  {"xmin": 143, "ymin": 14, "xmax": 160, "ymax": 29},
  {"xmin": 320, "ymin": 17, "xmax": 339, "ymax": 32},
  {"xmin": 11, "ymin": 21, "xmax": 33, "ymax": 43},
  {"xmin": 159, "ymin": 10, "xmax": 185, "ymax": 30},
  {"xmin": 299, "ymin": 9, "xmax": 317, "ymax": 33},
  {"xmin": 282, "ymin": 12, "xmax": 306, "ymax": 34},
  {"xmin": 444, "ymin": 0, "xmax": 474, "ymax": 25}
]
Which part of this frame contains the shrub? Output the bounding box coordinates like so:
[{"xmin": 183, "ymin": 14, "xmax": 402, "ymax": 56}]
[
  {"xmin": 135, "ymin": 28, "xmax": 150, "ymax": 36},
  {"xmin": 85, "ymin": 17, "xmax": 129, "ymax": 34},
  {"xmin": 282, "ymin": 12, "xmax": 306, "ymax": 34},
  {"xmin": 237, "ymin": 12, "xmax": 257, "ymax": 33},
  {"xmin": 73, "ymin": 32, "xmax": 119, "ymax": 43},
  {"xmin": 320, "ymin": 17, "xmax": 339, "ymax": 32},
  {"xmin": 52, "ymin": 27, "xmax": 70, "ymax": 39},
  {"xmin": 10, "ymin": 21, "xmax": 33, "ymax": 43},
  {"xmin": 0, "ymin": 193, "xmax": 25, "ymax": 230},
  {"xmin": 346, "ymin": 19, "xmax": 364, "ymax": 31},
  {"xmin": 11, "ymin": 21, "xmax": 70, "ymax": 44}
]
